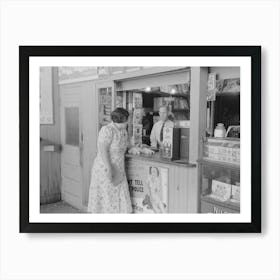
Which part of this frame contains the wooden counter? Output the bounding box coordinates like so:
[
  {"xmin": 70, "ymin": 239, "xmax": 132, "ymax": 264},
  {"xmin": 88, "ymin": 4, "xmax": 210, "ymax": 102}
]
[
  {"xmin": 125, "ymin": 153, "xmax": 197, "ymax": 213},
  {"xmin": 125, "ymin": 153, "xmax": 196, "ymax": 168}
]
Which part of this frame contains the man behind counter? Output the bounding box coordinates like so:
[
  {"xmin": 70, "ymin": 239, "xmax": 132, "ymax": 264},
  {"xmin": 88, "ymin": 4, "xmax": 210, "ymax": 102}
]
[{"xmin": 150, "ymin": 105, "xmax": 174, "ymax": 149}]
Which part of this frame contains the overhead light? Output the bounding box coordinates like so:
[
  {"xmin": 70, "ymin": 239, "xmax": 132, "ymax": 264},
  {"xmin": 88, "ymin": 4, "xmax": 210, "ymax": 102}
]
[{"xmin": 145, "ymin": 86, "xmax": 151, "ymax": 92}]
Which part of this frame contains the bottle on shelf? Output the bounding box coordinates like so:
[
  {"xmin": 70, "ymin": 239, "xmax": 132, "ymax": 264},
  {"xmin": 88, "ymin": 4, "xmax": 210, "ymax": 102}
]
[{"xmin": 214, "ymin": 123, "xmax": 226, "ymax": 138}]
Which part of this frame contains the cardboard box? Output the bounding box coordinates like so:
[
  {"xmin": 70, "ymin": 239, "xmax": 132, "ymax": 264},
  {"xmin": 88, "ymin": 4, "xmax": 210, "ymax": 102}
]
[{"xmin": 211, "ymin": 180, "xmax": 232, "ymax": 201}]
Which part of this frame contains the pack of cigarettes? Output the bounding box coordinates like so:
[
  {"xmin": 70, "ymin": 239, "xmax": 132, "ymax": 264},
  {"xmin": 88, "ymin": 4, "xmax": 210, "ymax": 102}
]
[
  {"xmin": 211, "ymin": 180, "xmax": 232, "ymax": 201},
  {"xmin": 132, "ymin": 93, "xmax": 143, "ymax": 109},
  {"xmin": 132, "ymin": 124, "xmax": 143, "ymax": 146},
  {"xmin": 204, "ymin": 138, "xmax": 240, "ymax": 164},
  {"xmin": 133, "ymin": 108, "xmax": 143, "ymax": 124}
]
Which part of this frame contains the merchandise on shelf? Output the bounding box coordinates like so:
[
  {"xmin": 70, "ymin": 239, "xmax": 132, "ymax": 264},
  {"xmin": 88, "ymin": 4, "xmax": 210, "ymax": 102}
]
[
  {"xmin": 161, "ymin": 127, "xmax": 180, "ymax": 160},
  {"xmin": 207, "ymin": 73, "xmax": 217, "ymax": 91},
  {"xmin": 160, "ymin": 83, "xmax": 190, "ymax": 94},
  {"xmin": 174, "ymin": 120, "xmax": 190, "ymax": 128},
  {"xmin": 132, "ymin": 124, "xmax": 143, "ymax": 146},
  {"xmin": 231, "ymin": 183, "xmax": 240, "ymax": 202},
  {"xmin": 210, "ymin": 180, "xmax": 232, "ymax": 202},
  {"xmin": 154, "ymin": 97, "xmax": 189, "ymax": 112},
  {"xmin": 99, "ymin": 88, "xmax": 112, "ymax": 127},
  {"xmin": 132, "ymin": 93, "xmax": 143, "ymax": 109},
  {"xmin": 132, "ymin": 108, "xmax": 144, "ymax": 125},
  {"xmin": 154, "ymin": 97, "xmax": 167, "ymax": 111},
  {"xmin": 203, "ymin": 138, "xmax": 240, "ymax": 164},
  {"xmin": 173, "ymin": 97, "xmax": 189, "ymax": 110},
  {"xmin": 116, "ymin": 93, "xmax": 124, "ymax": 108},
  {"xmin": 222, "ymin": 78, "xmax": 240, "ymax": 93}
]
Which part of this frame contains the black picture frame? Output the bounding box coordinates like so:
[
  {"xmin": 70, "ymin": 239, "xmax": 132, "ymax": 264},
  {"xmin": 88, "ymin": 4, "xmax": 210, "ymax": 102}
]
[{"xmin": 20, "ymin": 46, "xmax": 261, "ymax": 233}]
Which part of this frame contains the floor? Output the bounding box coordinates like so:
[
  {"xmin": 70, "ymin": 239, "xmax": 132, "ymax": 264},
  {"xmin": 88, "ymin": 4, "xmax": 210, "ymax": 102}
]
[{"xmin": 40, "ymin": 200, "xmax": 85, "ymax": 213}]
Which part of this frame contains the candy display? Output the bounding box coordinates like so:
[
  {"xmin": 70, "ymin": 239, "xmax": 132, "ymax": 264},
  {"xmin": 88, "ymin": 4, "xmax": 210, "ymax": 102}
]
[
  {"xmin": 210, "ymin": 180, "xmax": 232, "ymax": 202},
  {"xmin": 132, "ymin": 108, "xmax": 143, "ymax": 125},
  {"xmin": 203, "ymin": 138, "xmax": 240, "ymax": 164},
  {"xmin": 131, "ymin": 124, "xmax": 143, "ymax": 146},
  {"xmin": 132, "ymin": 92, "xmax": 143, "ymax": 109}
]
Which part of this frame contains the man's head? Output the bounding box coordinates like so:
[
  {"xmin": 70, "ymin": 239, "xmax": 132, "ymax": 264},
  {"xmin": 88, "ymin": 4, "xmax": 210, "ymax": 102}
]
[{"xmin": 159, "ymin": 106, "xmax": 168, "ymax": 122}]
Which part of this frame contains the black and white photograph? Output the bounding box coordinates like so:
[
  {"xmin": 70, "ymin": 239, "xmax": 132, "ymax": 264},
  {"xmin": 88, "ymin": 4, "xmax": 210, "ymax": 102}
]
[
  {"xmin": 20, "ymin": 46, "xmax": 261, "ymax": 233},
  {"xmin": 40, "ymin": 65, "xmax": 240, "ymax": 214}
]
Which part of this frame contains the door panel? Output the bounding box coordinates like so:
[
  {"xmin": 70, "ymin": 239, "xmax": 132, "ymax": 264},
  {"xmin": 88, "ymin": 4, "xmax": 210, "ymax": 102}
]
[
  {"xmin": 65, "ymin": 107, "xmax": 80, "ymax": 146},
  {"xmin": 61, "ymin": 177, "xmax": 81, "ymax": 197},
  {"xmin": 60, "ymin": 86, "xmax": 83, "ymax": 209},
  {"xmin": 61, "ymin": 163, "xmax": 82, "ymax": 183}
]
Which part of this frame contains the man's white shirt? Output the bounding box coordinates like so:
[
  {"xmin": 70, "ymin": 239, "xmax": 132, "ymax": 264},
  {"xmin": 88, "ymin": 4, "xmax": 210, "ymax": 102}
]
[{"xmin": 150, "ymin": 119, "xmax": 174, "ymax": 148}]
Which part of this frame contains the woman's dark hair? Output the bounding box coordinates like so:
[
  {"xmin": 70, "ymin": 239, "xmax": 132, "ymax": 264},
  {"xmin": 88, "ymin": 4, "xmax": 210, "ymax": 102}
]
[
  {"xmin": 111, "ymin": 107, "xmax": 129, "ymax": 123},
  {"xmin": 149, "ymin": 166, "xmax": 160, "ymax": 177}
]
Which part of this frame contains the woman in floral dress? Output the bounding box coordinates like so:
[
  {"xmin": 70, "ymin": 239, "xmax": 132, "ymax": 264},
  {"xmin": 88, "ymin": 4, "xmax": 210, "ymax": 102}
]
[{"xmin": 87, "ymin": 108, "xmax": 133, "ymax": 213}]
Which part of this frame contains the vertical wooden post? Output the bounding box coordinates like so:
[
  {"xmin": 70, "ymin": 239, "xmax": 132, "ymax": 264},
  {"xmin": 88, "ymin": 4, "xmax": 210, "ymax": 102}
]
[
  {"xmin": 188, "ymin": 67, "xmax": 208, "ymax": 212},
  {"xmin": 189, "ymin": 67, "xmax": 208, "ymax": 162}
]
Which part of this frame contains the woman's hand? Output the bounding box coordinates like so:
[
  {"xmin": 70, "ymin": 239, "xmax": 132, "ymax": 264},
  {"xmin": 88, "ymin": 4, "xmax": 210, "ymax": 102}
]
[
  {"xmin": 111, "ymin": 165, "xmax": 123, "ymax": 186},
  {"xmin": 128, "ymin": 147, "xmax": 141, "ymax": 155},
  {"xmin": 112, "ymin": 172, "xmax": 123, "ymax": 186},
  {"xmin": 141, "ymin": 147, "xmax": 155, "ymax": 156}
]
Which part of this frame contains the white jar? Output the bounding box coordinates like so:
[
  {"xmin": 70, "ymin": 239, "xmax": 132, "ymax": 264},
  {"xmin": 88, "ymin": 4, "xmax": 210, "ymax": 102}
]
[{"xmin": 214, "ymin": 123, "xmax": 226, "ymax": 138}]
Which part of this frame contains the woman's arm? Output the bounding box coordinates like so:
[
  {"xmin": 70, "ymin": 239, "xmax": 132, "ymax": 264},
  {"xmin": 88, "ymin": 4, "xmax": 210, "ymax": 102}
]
[
  {"xmin": 99, "ymin": 144, "xmax": 112, "ymax": 180},
  {"xmin": 97, "ymin": 126, "xmax": 113, "ymax": 180},
  {"xmin": 126, "ymin": 131, "xmax": 141, "ymax": 151}
]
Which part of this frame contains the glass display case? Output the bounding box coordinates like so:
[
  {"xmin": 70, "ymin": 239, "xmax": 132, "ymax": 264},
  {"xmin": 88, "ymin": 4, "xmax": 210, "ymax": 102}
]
[{"xmin": 199, "ymin": 137, "xmax": 240, "ymax": 213}]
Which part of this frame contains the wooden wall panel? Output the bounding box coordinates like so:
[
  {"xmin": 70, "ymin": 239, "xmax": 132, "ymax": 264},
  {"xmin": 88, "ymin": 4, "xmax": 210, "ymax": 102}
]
[{"xmin": 40, "ymin": 67, "xmax": 62, "ymax": 204}]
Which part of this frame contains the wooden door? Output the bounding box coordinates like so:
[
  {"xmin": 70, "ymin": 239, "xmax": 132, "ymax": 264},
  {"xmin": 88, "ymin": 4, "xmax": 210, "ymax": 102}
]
[{"xmin": 60, "ymin": 86, "xmax": 83, "ymax": 210}]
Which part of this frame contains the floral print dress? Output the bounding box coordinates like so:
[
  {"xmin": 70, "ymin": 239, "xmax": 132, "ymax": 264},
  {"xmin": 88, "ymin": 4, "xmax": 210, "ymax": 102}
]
[{"xmin": 87, "ymin": 122, "xmax": 133, "ymax": 213}]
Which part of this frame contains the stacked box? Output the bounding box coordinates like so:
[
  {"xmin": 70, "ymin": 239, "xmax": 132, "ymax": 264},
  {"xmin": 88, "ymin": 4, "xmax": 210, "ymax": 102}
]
[
  {"xmin": 231, "ymin": 184, "xmax": 240, "ymax": 202},
  {"xmin": 153, "ymin": 97, "xmax": 173, "ymax": 111},
  {"xmin": 210, "ymin": 180, "xmax": 232, "ymax": 201},
  {"xmin": 132, "ymin": 124, "xmax": 143, "ymax": 146},
  {"xmin": 133, "ymin": 108, "xmax": 143, "ymax": 125},
  {"xmin": 204, "ymin": 138, "xmax": 240, "ymax": 164},
  {"xmin": 132, "ymin": 93, "xmax": 143, "ymax": 109},
  {"xmin": 127, "ymin": 110, "xmax": 133, "ymax": 141},
  {"xmin": 205, "ymin": 180, "xmax": 240, "ymax": 204}
]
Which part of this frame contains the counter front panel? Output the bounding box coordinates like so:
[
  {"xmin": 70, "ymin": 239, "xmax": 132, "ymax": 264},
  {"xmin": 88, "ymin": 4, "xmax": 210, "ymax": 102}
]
[{"xmin": 125, "ymin": 153, "xmax": 197, "ymax": 214}]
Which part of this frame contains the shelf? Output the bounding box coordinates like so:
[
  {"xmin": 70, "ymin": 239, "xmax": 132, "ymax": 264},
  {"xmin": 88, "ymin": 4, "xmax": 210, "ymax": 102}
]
[
  {"xmin": 201, "ymin": 195, "xmax": 240, "ymax": 211},
  {"xmin": 216, "ymin": 91, "xmax": 240, "ymax": 96},
  {"xmin": 205, "ymin": 136, "xmax": 240, "ymax": 142},
  {"xmin": 153, "ymin": 109, "xmax": 189, "ymax": 113},
  {"xmin": 198, "ymin": 158, "xmax": 240, "ymax": 169}
]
